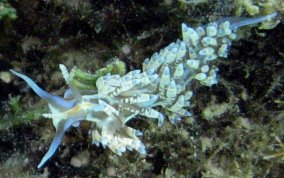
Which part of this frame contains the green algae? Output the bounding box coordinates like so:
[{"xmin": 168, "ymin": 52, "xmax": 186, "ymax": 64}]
[
  {"xmin": 0, "ymin": 96, "xmax": 44, "ymax": 130},
  {"xmin": 0, "ymin": 0, "xmax": 17, "ymax": 20}
]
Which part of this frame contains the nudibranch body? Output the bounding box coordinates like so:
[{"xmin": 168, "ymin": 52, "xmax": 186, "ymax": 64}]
[{"xmin": 10, "ymin": 12, "xmax": 278, "ymax": 168}]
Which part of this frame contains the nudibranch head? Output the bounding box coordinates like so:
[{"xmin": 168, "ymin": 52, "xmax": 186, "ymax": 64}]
[{"xmin": 10, "ymin": 65, "xmax": 149, "ymax": 168}]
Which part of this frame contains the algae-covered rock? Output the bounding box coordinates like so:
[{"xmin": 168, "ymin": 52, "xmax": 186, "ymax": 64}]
[{"xmin": 1, "ymin": 1, "xmax": 284, "ymax": 177}]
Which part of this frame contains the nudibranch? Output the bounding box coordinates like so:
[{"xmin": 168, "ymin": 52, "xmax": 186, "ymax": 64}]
[{"xmin": 10, "ymin": 12, "xmax": 278, "ymax": 168}]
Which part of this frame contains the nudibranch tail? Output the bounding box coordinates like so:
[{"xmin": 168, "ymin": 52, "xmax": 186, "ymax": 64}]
[
  {"xmin": 229, "ymin": 12, "xmax": 278, "ymax": 30},
  {"xmin": 10, "ymin": 69, "xmax": 75, "ymax": 110}
]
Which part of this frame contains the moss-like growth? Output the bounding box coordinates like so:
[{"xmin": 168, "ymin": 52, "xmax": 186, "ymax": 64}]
[
  {"xmin": 0, "ymin": 0, "xmax": 17, "ymax": 20},
  {"xmin": 0, "ymin": 96, "xmax": 44, "ymax": 130}
]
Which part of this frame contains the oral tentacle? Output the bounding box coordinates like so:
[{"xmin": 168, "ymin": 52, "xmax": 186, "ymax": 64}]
[
  {"xmin": 37, "ymin": 117, "xmax": 85, "ymax": 168},
  {"xmin": 10, "ymin": 69, "xmax": 75, "ymax": 110}
]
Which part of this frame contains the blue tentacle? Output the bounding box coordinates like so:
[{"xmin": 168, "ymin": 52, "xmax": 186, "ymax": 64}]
[
  {"xmin": 37, "ymin": 117, "xmax": 85, "ymax": 168},
  {"xmin": 10, "ymin": 69, "xmax": 75, "ymax": 110}
]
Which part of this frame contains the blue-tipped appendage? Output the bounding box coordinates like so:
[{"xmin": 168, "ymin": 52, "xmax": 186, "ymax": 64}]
[
  {"xmin": 37, "ymin": 117, "xmax": 85, "ymax": 168},
  {"xmin": 10, "ymin": 69, "xmax": 75, "ymax": 110}
]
